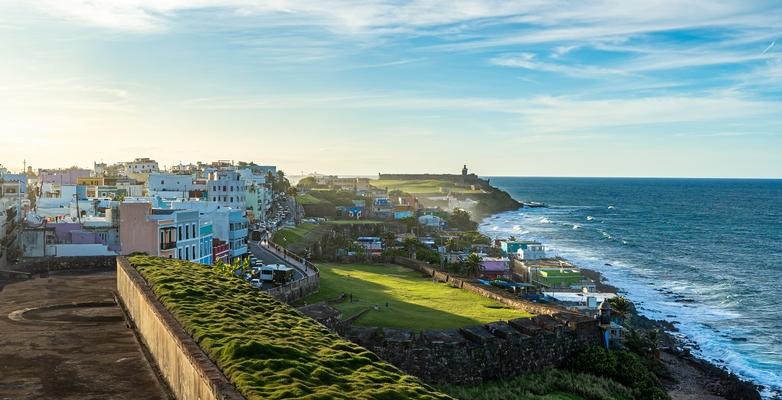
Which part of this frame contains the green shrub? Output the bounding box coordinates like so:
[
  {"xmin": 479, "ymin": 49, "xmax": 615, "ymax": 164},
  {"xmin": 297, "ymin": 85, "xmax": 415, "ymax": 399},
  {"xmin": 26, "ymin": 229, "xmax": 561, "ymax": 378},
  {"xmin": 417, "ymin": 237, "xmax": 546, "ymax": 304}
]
[
  {"xmin": 565, "ymin": 347, "xmax": 668, "ymax": 400},
  {"xmin": 440, "ymin": 368, "xmax": 634, "ymax": 400}
]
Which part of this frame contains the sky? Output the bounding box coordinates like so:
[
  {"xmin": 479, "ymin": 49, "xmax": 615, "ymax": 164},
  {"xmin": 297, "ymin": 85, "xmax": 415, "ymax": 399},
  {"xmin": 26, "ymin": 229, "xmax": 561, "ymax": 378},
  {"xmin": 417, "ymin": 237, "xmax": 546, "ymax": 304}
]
[{"xmin": 0, "ymin": 1, "xmax": 781, "ymax": 178}]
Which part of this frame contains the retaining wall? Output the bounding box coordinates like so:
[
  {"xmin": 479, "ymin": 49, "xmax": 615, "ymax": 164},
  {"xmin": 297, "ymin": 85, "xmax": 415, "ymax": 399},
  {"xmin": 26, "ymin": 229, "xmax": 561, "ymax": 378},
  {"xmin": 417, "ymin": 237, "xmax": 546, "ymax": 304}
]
[
  {"xmin": 5, "ymin": 255, "xmax": 116, "ymax": 275},
  {"xmin": 116, "ymin": 257, "xmax": 245, "ymax": 400},
  {"xmin": 263, "ymin": 242, "xmax": 320, "ymax": 303},
  {"xmin": 345, "ymin": 314, "xmax": 601, "ymax": 384}
]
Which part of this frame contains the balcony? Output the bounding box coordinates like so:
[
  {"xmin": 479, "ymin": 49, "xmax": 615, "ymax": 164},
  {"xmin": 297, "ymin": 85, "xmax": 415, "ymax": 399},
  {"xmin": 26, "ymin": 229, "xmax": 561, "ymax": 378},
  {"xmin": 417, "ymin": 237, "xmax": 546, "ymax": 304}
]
[{"xmin": 160, "ymin": 241, "xmax": 176, "ymax": 250}]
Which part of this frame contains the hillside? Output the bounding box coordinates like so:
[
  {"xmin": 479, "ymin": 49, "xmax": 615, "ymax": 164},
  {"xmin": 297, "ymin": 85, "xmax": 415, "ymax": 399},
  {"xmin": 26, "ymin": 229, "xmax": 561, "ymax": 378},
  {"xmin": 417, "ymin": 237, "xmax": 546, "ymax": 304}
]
[{"xmin": 371, "ymin": 174, "xmax": 520, "ymax": 219}]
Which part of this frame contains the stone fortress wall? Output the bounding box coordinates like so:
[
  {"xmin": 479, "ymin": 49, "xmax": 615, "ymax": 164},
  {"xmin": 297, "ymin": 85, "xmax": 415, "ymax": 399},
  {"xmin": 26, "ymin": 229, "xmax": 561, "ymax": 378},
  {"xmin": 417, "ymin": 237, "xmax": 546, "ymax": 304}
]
[{"xmin": 304, "ymin": 257, "xmax": 604, "ymax": 385}]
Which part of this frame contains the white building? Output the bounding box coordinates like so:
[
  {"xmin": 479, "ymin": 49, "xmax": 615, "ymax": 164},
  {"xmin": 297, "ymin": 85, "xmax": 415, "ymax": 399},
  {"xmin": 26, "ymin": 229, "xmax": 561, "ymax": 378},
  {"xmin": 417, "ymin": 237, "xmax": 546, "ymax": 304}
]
[
  {"xmin": 125, "ymin": 158, "xmax": 159, "ymax": 174},
  {"xmin": 517, "ymin": 242, "xmax": 546, "ymax": 260},
  {"xmin": 148, "ymin": 173, "xmax": 195, "ymax": 199},
  {"xmin": 207, "ymin": 170, "xmax": 245, "ymax": 211}
]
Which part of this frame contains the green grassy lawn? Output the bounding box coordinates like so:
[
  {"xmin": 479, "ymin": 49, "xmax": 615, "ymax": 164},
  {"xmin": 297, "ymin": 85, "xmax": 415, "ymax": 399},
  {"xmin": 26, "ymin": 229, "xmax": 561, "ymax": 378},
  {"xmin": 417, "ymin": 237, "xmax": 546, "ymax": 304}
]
[
  {"xmin": 370, "ymin": 179, "xmax": 483, "ymax": 195},
  {"xmin": 303, "ymin": 263, "xmax": 531, "ymax": 330},
  {"xmin": 272, "ymin": 223, "xmax": 329, "ymax": 251},
  {"xmin": 296, "ymin": 193, "xmax": 328, "ymax": 205},
  {"xmin": 130, "ymin": 256, "xmax": 450, "ymax": 400}
]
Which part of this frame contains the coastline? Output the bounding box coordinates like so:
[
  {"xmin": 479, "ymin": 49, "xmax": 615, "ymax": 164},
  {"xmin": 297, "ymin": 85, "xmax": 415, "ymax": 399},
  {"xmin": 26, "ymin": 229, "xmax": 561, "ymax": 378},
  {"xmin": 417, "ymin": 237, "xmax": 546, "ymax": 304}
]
[{"xmin": 580, "ymin": 268, "xmax": 763, "ymax": 400}]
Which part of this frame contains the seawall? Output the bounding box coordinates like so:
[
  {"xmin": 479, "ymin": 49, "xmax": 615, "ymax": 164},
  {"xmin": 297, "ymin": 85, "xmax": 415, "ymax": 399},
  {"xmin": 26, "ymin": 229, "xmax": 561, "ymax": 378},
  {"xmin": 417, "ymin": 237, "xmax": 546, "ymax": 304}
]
[{"xmin": 116, "ymin": 257, "xmax": 245, "ymax": 400}]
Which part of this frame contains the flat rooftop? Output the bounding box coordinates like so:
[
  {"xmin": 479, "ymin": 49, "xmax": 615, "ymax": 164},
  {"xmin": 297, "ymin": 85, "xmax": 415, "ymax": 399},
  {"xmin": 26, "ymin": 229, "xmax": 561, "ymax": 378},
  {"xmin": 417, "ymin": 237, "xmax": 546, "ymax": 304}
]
[{"xmin": 0, "ymin": 270, "xmax": 170, "ymax": 399}]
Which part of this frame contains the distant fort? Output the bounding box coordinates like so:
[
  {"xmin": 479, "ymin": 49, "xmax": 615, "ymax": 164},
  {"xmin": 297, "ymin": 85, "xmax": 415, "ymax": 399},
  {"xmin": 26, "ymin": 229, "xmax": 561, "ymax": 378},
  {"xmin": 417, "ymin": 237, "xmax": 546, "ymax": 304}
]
[{"xmin": 378, "ymin": 165, "xmax": 486, "ymax": 186}]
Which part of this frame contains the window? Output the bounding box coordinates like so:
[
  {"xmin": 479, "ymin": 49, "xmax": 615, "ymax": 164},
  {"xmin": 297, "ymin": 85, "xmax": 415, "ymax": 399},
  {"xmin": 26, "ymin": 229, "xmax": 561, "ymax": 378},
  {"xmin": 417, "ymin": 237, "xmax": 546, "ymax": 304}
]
[
  {"xmin": 178, "ymin": 226, "xmax": 182, "ymax": 240},
  {"xmin": 178, "ymin": 248, "xmax": 182, "ymax": 259},
  {"xmin": 192, "ymin": 224, "xmax": 196, "ymax": 237},
  {"xmin": 192, "ymin": 245, "xmax": 196, "ymax": 259},
  {"xmin": 185, "ymin": 225, "xmax": 190, "ymax": 239},
  {"xmin": 185, "ymin": 246, "xmax": 189, "ymax": 260}
]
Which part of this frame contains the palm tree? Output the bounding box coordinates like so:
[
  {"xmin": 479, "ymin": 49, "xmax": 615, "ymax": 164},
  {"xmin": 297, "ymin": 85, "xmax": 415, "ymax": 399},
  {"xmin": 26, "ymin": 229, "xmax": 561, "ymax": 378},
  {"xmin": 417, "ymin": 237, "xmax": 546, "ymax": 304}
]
[
  {"xmin": 608, "ymin": 296, "xmax": 633, "ymax": 323},
  {"xmin": 462, "ymin": 253, "xmax": 483, "ymax": 277}
]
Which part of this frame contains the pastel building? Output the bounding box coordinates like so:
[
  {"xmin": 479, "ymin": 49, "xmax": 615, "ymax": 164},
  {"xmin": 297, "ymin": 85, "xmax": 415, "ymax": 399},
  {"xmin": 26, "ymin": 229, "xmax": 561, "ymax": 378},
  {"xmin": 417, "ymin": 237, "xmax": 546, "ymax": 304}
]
[
  {"xmin": 39, "ymin": 168, "xmax": 92, "ymax": 185},
  {"xmin": 500, "ymin": 240, "xmax": 546, "ymax": 260},
  {"xmin": 480, "ymin": 257, "xmax": 511, "ymax": 280},
  {"xmin": 119, "ymin": 201, "xmax": 213, "ymax": 263},
  {"xmin": 170, "ymin": 200, "xmax": 248, "ymax": 261},
  {"xmin": 148, "ymin": 173, "xmax": 195, "ymax": 199},
  {"xmin": 245, "ymin": 182, "xmax": 272, "ymax": 223},
  {"xmin": 207, "ymin": 170, "xmax": 246, "ymax": 211},
  {"xmin": 125, "ymin": 158, "xmax": 159, "ymax": 174}
]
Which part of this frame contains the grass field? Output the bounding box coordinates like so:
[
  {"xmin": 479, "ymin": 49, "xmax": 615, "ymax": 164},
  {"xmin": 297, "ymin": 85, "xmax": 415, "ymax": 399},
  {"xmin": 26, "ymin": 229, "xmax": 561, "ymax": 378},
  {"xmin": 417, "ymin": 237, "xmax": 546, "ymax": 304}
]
[
  {"xmin": 271, "ymin": 223, "xmax": 331, "ymax": 252},
  {"xmin": 302, "ymin": 263, "xmax": 531, "ymax": 330},
  {"xmin": 370, "ymin": 179, "xmax": 483, "ymax": 195},
  {"xmin": 130, "ymin": 256, "xmax": 450, "ymax": 400},
  {"xmin": 296, "ymin": 193, "xmax": 329, "ymax": 205}
]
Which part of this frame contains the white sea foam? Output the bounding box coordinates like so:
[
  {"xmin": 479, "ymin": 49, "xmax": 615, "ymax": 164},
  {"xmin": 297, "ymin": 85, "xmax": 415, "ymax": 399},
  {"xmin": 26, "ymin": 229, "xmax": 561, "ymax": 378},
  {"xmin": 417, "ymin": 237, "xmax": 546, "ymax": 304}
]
[
  {"xmin": 586, "ymin": 216, "xmax": 594, "ymax": 221},
  {"xmin": 479, "ymin": 208, "xmax": 782, "ymax": 397}
]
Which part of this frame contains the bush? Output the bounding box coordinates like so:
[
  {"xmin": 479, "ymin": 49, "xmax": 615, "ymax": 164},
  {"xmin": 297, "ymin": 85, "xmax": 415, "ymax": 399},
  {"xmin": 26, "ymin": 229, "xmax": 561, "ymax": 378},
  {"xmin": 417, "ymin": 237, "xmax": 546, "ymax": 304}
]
[
  {"xmin": 440, "ymin": 368, "xmax": 634, "ymax": 400},
  {"xmin": 565, "ymin": 347, "xmax": 668, "ymax": 400}
]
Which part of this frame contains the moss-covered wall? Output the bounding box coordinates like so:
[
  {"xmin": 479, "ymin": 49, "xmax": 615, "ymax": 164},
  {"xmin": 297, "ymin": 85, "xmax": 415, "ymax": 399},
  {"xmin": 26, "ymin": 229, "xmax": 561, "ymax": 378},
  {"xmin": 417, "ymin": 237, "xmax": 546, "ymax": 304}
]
[{"xmin": 121, "ymin": 256, "xmax": 451, "ymax": 400}]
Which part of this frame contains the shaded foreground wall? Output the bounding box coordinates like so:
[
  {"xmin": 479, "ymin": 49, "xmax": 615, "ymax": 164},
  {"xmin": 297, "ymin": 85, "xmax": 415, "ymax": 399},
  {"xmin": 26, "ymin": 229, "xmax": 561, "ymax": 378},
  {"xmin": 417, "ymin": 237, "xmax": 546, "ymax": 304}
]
[
  {"xmin": 345, "ymin": 314, "xmax": 601, "ymax": 384},
  {"xmin": 116, "ymin": 257, "xmax": 245, "ymax": 400}
]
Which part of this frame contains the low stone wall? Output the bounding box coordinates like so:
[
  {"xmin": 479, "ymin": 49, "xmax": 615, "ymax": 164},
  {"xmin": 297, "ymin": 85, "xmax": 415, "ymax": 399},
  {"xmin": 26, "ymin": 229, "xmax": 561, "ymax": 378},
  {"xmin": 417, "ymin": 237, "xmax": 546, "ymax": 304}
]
[
  {"xmin": 116, "ymin": 257, "xmax": 245, "ymax": 400},
  {"xmin": 345, "ymin": 314, "xmax": 601, "ymax": 384},
  {"xmin": 266, "ymin": 274, "xmax": 320, "ymax": 303},
  {"xmin": 263, "ymin": 242, "xmax": 320, "ymax": 303},
  {"xmin": 394, "ymin": 256, "xmax": 567, "ymax": 316},
  {"xmin": 4, "ymin": 256, "xmax": 116, "ymax": 275}
]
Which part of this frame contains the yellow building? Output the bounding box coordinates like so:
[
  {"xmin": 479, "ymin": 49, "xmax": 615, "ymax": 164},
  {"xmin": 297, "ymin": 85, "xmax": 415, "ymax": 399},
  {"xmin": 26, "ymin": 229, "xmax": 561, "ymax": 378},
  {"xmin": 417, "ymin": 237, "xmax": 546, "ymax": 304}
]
[{"xmin": 76, "ymin": 177, "xmax": 104, "ymax": 186}]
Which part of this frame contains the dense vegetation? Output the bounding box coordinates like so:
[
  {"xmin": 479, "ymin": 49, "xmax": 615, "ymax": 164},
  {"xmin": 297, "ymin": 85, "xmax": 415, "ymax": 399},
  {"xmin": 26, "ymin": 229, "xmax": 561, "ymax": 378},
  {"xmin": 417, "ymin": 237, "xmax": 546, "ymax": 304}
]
[
  {"xmin": 565, "ymin": 347, "xmax": 668, "ymax": 400},
  {"xmin": 301, "ymin": 263, "xmax": 530, "ymax": 330},
  {"xmin": 130, "ymin": 256, "xmax": 451, "ymax": 400},
  {"xmin": 440, "ymin": 368, "xmax": 634, "ymax": 400}
]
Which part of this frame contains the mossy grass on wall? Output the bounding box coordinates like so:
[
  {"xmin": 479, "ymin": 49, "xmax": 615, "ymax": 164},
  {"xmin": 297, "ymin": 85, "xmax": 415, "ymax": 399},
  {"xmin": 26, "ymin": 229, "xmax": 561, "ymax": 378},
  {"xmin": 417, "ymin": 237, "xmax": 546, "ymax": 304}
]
[{"xmin": 129, "ymin": 256, "xmax": 451, "ymax": 400}]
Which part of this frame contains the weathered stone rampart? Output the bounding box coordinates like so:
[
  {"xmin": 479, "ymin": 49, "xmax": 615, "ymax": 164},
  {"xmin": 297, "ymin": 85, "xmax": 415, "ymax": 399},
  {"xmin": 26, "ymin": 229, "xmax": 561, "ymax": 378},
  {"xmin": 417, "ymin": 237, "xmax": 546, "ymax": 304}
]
[
  {"xmin": 116, "ymin": 257, "xmax": 245, "ymax": 400},
  {"xmin": 344, "ymin": 313, "xmax": 601, "ymax": 384}
]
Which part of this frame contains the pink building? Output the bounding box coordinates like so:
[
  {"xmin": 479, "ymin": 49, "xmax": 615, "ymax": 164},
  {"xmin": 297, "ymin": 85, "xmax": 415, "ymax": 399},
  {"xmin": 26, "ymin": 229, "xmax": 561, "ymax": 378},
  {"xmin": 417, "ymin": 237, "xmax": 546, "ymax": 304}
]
[
  {"xmin": 480, "ymin": 257, "xmax": 511, "ymax": 280},
  {"xmin": 39, "ymin": 168, "xmax": 92, "ymax": 185},
  {"xmin": 119, "ymin": 202, "xmax": 176, "ymax": 258}
]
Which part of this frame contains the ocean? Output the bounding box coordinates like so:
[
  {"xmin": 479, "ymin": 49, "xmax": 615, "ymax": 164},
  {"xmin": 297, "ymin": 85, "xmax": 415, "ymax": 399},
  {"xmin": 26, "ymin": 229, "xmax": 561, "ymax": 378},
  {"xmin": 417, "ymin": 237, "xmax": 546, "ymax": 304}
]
[{"xmin": 479, "ymin": 177, "xmax": 782, "ymax": 398}]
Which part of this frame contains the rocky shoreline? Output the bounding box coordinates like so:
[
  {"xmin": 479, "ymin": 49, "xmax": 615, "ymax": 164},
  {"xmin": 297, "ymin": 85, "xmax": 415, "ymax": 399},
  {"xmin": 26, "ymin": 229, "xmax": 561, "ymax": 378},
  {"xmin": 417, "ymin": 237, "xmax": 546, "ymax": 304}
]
[{"xmin": 581, "ymin": 268, "xmax": 763, "ymax": 400}]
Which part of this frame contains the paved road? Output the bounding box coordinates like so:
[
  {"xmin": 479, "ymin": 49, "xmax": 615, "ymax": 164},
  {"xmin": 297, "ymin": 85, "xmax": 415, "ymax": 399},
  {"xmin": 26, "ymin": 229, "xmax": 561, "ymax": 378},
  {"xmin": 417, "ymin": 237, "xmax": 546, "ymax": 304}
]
[{"xmin": 247, "ymin": 241, "xmax": 305, "ymax": 282}]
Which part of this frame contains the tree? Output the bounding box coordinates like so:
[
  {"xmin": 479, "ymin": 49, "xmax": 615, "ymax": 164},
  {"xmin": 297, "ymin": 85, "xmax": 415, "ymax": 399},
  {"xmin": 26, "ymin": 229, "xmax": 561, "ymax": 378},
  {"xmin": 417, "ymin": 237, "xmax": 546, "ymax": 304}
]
[
  {"xmin": 462, "ymin": 253, "xmax": 483, "ymax": 277},
  {"xmin": 608, "ymin": 296, "xmax": 633, "ymax": 323},
  {"xmin": 287, "ymin": 187, "xmax": 299, "ymax": 197},
  {"xmin": 449, "ymin": 208, "xmax": 478, "ymax": 231}
]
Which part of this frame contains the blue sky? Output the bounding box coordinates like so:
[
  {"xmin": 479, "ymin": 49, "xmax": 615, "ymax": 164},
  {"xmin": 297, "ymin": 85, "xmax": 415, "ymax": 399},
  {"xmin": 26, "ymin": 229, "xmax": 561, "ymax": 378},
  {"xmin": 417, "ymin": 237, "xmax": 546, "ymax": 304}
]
[{"xmin": 1, "ymin": 1, "xmax": 780, "ymax": 177}]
